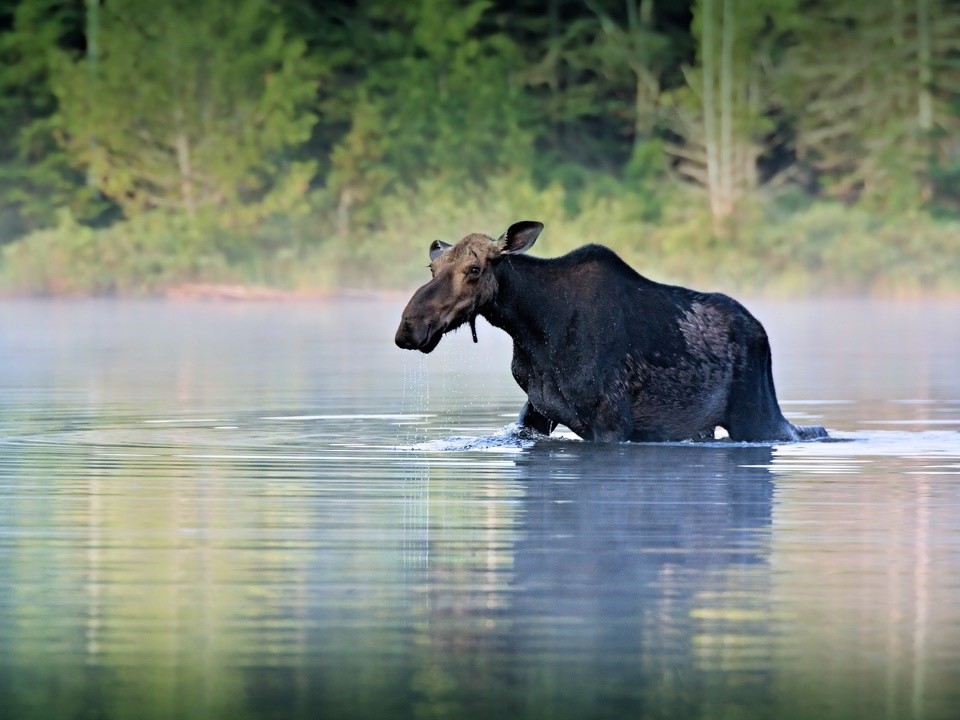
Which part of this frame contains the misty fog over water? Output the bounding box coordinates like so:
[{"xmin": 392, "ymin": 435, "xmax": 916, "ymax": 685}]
[{"xmin": 0, "ymin": 298, "xmax": 958, "ymax": 719}]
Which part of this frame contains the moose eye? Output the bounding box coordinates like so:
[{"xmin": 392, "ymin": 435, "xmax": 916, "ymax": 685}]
[{"xmin": 467, "ymin": 266, "xmax": 481, "ymax": 278}]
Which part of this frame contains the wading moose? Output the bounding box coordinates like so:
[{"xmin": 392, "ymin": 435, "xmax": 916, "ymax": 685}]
[{"xmin": 395, "ymin": 221, "xmax": 828, "ymax": 443}]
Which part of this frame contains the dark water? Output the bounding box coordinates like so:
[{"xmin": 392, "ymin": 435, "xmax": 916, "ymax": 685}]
[{"xmin": 1, "ymin": 299, "xmax": 958, "ymax": 720}]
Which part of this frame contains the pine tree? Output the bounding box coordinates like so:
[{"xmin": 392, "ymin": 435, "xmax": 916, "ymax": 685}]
[
  {"xmin": 51, "ymin": 0, "xmax": 320, "ymax": 225},
  {"xmin": 0, "ymin": 0, "xmax": 97, "ymax": 240},
  {"xmin": 778, "ymin": 0, "xmax": 960, "ymax": 210},
  {"xmin": 666, "ymin": 0, "xmax": 797, "ymax": 225},
  {"xmin": 322, "ymin": 0, "xmax": 536, "ymax": 232}
]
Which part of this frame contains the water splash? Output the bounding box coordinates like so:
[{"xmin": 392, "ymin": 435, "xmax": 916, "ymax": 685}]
[
  {"xmin": 399, "ymin": 353, "xmax": 430, "ymax": 446},
  {"xmin": 397, "ymin": 422, "xmax": 543, "ymax": 452}
]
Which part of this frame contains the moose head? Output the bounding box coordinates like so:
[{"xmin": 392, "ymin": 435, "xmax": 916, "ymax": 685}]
[{"xmin": 394, "ymin": 221, "xmax": 543, "ymax": 353}]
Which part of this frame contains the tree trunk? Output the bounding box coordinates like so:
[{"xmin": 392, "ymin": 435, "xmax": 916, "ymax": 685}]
[
  {"xmin": 631, "ymin": 1, "xmax": 658, "ymax": 158},
  {"xmin": 893, "ymin": 0, "xmax": 905, "ymax": 45},
  {"xmin": 626, "ymin": 0, "xmax": 637, "ymax": 30},
  {"xmin": 174, "ymin": 108, "xmax": 196, "ymax": 218},
  {"xmin": 744, "ymin": 60, "xmax": 760, "ymax": 190},
  {"xmin": 85, "ymin": 0, "xmax": 99, "ymax": 189},
  {"xmin": 175, "ymin": 133, "xmax": 196, "ymax": 218},
  {"xmin": 917, "ymin": 0, "xmax": 933, "ymax": 132},
  {"xmin": 701, "ymin": 0, "xmax": 722, "ymax": 222},
  {"xmin": 548, "ymin": 0, "xmax": 563, "ymax": 150},
  {"xmin": 640, "ymin": 0, "xmax": 654, "ymax": 27},
  {"xmin": 719, "ymin": 0, "xmax": 735, "ymax": 219}
]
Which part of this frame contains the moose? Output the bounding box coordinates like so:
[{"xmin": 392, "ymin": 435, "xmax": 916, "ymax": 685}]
[{"xmin": 395, "ymin": 221, "xmax": 828, "ymax": 443}]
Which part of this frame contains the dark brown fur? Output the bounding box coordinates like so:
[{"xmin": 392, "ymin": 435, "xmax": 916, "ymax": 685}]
[{"xmin": 396, "ymin": 221, "xmax": 828, "ymax": 443}]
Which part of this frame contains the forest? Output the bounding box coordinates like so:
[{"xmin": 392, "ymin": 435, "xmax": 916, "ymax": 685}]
[{"xmin": 0, "ymin": 0, "xmax": 958, "ymax": 296}]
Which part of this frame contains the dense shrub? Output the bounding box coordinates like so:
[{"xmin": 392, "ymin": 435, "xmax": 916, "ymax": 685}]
[
  {"xmin": 0, "ymin": 210, "xmax": 224, "ymax": 296},
  {"xmin": 3, "ymin": 183, "xmax": 959, "ymax": 297}
]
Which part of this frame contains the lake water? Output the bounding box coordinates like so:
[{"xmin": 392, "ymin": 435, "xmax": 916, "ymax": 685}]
[{"xmin": 1, "ymin": 298, "xmax": 958, "ymax": 720}]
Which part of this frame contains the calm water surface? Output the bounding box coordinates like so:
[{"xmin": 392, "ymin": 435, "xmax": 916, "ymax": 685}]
[{"xmin": 1, "ymin": 299, "xmax": 958, "ymax": 720}]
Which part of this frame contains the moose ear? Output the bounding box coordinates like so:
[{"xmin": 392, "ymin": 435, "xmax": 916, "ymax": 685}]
[
  {"xmin": 497, "ymin": 221, "xmax": 543, "ymax": 254},
  {"xmin": 429, "ymin": 240, "xmax": 452, "ymax": 262}
]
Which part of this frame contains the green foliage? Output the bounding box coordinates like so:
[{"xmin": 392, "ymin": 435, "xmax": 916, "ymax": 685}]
[
  {"xmin": 5, "ymin": 172, "xmax": 959, "ymax": 297},
  {"xmin": 0, "ymin": 209, "xmax": 222, "ymax": 295},
  {"xmin": 287, "ymin": 173, "xmax": 960, "ymax": 296},
  {"xmin": 51, "ymin": 0, "xmax": 319, "ymax": 224},
  {"xmin": 777, "ymin": 0, "xmax": 960, "ymax": 211},
  {"xmin": 319, "ymin": 0, "xmax": 538, "ymax": 238},
  {"xmin": 0, "ymin": 0, "xmax": 102, "ymax": 238},
  {"xmin": 746, "ymin": 202, "xmax": 960, "ymax": 294},
  {"xmin": 352, "ymin": 0, "xmax": 532, "ymax": 181},
  {"xmin": 667, "ymin": 0, "xmax": 799, "ymax": 222},
  {"xmin": 0, "ymin": 0, "xmax": 959, "ymax": 296}
]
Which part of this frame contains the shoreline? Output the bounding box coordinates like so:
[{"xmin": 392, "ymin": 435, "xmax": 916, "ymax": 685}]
[{"xmin": 1, "ymin": 281, "xmax": 959, "ymax": 303}]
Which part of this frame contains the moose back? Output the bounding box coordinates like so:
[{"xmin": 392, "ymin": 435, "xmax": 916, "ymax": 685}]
[{"xmin": 395, "ymin": 221, "xmax": 827, "ymax": 443}]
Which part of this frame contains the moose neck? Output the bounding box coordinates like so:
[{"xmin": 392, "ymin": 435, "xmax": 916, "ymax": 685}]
[{"xmin": 480, "ymin": 255, "xmax": 562, "ymax": 347}]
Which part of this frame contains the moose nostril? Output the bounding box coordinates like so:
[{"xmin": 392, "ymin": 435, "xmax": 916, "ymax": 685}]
[{"xmin": 396, "ymin": 319, "xmax": 416, "ymax": 348}]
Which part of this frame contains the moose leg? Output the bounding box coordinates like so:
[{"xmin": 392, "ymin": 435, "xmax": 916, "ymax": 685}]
[
  {"xmin": 517, "ymin": 401, "xmax": 557, "ymax": 436},
  {"xmin": 724, "ymin": 327, "xmax": 805, "ymax": 442}
]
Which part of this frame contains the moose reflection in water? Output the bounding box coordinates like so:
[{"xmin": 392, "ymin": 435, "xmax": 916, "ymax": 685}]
[
  {"xmin": 223, "ymin": 444, "xmax": 778, "ymax": 720},
  {"xmin": 401, "ymin": 442, "xmax": 779, "ymax": 719},
  {"xmin": 395, "ymin": 221, "xmax": 827, "ymax": 443}
]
